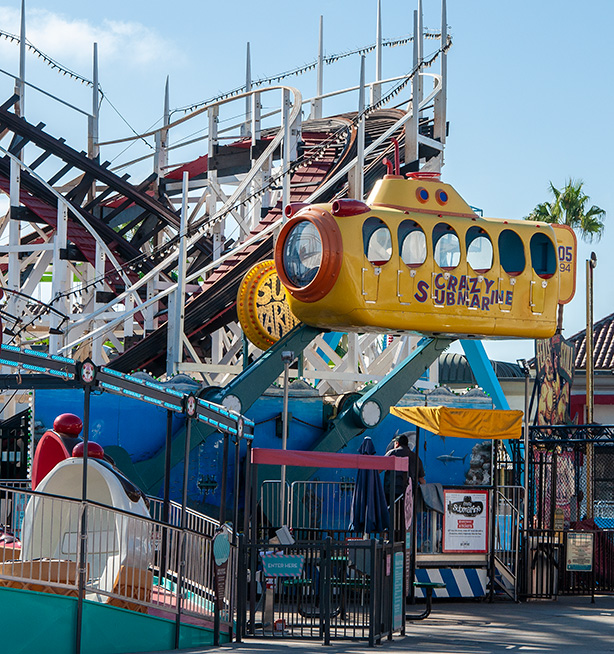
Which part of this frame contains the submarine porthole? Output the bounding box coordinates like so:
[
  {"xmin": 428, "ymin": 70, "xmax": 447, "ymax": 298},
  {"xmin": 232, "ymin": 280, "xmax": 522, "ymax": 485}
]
[
  {"xmin": 466, "ymin": 227, "xmax": 493, "ymax": 273},
  {"xmin": 399, "ymin": 221, "xmax": 427, "ymax": 267},
  {"xmin": 499, "ymin": 229, "xmax": 525, "ymax": 276},
  {"xmin": 363, "ymin": 216, "xmax": 392, "ymax": 266},
  {"xmin": 530, "ymin": 232, "xmax": 557, "ymax": 279},
  {"xmin": 283, "ymin": 220, "xmax": 323, "ymax": 287},
  {"xmin": 366, "ymin": 227, "xmax": 392, "ymax": 265},
  {"xmin": 433, "ymin": 222, "xmax": 460, "ymax": 270}
]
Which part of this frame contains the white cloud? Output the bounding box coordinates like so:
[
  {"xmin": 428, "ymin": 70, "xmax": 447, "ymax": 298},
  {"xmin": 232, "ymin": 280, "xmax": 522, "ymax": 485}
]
[{"xmin": 0, "ymin": 6, "xmax": 181, "ymax": 73}]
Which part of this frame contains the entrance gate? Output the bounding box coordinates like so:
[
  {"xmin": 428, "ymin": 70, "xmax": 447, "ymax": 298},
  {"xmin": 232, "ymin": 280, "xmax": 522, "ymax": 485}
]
[
  {"xmin": 524, "ymin": 424, "xmax": 614, "ymax": 598},
  {"xmin": 237, "ymin": 446, "xmax": 409, "ymax": 645},
  {"xmin": 0, "ymin": 410, "xmax": 29, "ymax": 481}
]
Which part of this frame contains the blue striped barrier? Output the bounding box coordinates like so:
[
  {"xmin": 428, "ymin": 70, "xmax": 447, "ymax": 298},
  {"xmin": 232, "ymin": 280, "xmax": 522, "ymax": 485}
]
[{"xmin": 414, "ymin": 568, "xmax": 487, "ymax": 598}]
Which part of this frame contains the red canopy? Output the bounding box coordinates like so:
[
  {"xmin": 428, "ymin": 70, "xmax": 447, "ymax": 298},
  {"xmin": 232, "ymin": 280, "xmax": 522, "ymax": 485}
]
[{"xmin": 251, "ymin": 447, "xmax": 408, "ymax": 471}]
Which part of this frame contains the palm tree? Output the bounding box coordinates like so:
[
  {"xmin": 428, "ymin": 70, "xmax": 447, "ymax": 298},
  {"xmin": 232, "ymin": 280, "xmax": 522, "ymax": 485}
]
[{"xmin": 526, "ymin": 178, "xmax": 606, "ymax": 332}]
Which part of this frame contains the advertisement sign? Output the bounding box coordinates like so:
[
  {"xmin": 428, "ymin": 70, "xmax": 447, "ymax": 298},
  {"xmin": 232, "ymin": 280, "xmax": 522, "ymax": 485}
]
[
  {"xmin": 535, "ymin": 334, "xmax": 575, "ymax": 426},
  {"xmin": 443, "ymin": 490, "xmax": 489, "ymax": 553},
  {"xmin": 566, "ymin": 532, "xmax": 594, "ymax": 572}
]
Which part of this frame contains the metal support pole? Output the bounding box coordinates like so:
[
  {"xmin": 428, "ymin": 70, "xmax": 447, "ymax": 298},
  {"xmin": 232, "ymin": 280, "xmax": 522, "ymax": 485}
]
[
  {"xmin": 85, "ymin": 43, "xmax": 101, "ymax": 339},
  {"xmin": 8, "ymin": 157, "xmax": 21, "ymax": 327},
  {"xmin": 50, "ymin": 200, "xmax": 69, "ymax": 355},
  {"xmin": 517, "ymin": 359, "xmax": 531, "ymax": 514},
  {"xmin": 16, "ymin": 0, "xmax": 25, "ymax": 117},
  {"xmin": 405, "ymin": 10, "xmax": 420, "ymax": 166},
  {"xmin": 249, "ymin": 459, "xmax": 258, "ymax": 635},
  {"xmin": 281, "ymin": 89, "xmax": 291, "ymax": 212},
  {"xmin": 248, "ymin": 91, "xmax": 262, "ymax": 235},
  {"xmin": 154, "ymin": 77, "xmax": 170, "ymax": 191},
  {"xmin": 159, "ymin": 409, "xmax": 173, "ymax": 587},
  {"xmin": 175, "ymin": 414, "xmax": 192, "ymax": 649},
  {"xmin": 368, "ymin": 538, "xmax": 377, "ymax": 647},
  {"xmin": 280, "ymin": 351, "xmax": 294, "ymax": 526},
  {"xmin": 243, "ymin": 440, "xmax": 252, "ymax": 536},
  {"xmin": 354, "ymin": 55, "xmax": 366, "ymax": 200},
  {"xmin": 432, "ymin": 0, "xmax": 448, "ymax": 172},
  {"xmin": 488, "ymin": 454, "xmax": 498, "ymax": 602},
  {"xmin": 371, "ymin": 0, "xmax": 382, "ymax": 106},
  {"xmin": 220, "ymin": 432, "xmax": 229, "ymax": 524},
  {"xmin": 586, "ymin": 253, "xmax": 597, "ymax": 519},
  {"xmin": 518, "ymin": 359, "xmax": 531, "ymax": 595},
  {"xmin": 88, "ymin": 43, "xmax": 99, "ymax": 162},
  {"xmin": 323, "ymin": 536, "xmax": 332, "ymax": 646},
  {"xmin": 409, "ymin": 427, "xmax": 420, "ymax": 604},
  {"xmin": 233, "ymin": 436, "xmax": 240, "ymax": 544},
  {"xmin": 388, "ymin": 468, "xmax": 396, "ymax": 540},
  {"xmin": 163, "ymin": 409, "xmax": 173, "ymax": 522},
  {"xmin": 167, "ymin": 171, "xmax": 189, "ymax": 377},
  {"xmin": 181, "ymin": 414, "xmax": 192, "ymax": 517},
  {"xmin": 242, "ymin": 42, "xmax": 251, "ymax": 137},
  {"xmin": 75, "ymin": 383, "xmax": 91, "ymax": 654},
  {"xmin": 311, "ymin": 16, "xmax": 324, "ymax": 119},
  {"xmin": 236, "ymin": 532, "xmax": 246, "ymax": 642}
]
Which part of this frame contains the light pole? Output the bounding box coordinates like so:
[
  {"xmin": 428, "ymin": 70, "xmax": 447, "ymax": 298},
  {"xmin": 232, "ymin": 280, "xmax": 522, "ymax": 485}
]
[
  {"xmin": 517, "ymin": 357, "xmax": 531, "ymax": 596},
  {"xmin": 280, "ymin": 350, "xmax": 295, "ymax": 526},
  {"xmin": 517, "ymin": 358, "xmax": 531, "ymax": 513},
  {"xmin": 586, "ymin": 252, "xmax": 597, "ymax": 519}
]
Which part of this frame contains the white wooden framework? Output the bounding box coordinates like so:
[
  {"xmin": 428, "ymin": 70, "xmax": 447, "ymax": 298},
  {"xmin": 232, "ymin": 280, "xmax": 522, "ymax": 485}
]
[{"xmin": 0, "ymin": 0, "xmax": 450, "ymax": 406}]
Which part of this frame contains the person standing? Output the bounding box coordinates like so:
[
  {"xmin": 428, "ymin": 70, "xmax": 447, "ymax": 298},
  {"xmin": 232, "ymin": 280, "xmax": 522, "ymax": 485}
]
[{"xmin": 384, "ymin": 432, "xmax": 425, "ymax": 501}]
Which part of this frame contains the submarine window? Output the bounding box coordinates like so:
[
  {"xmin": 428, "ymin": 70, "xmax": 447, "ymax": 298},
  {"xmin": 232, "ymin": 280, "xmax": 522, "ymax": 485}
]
[
  {"xmin": 433, "ymin": 222, "xmax": 460, "ymax": 270},
  {"xmin": 498, "ymin": 229, "xmax": 525, "ymax": 276},
  {"xmin": 363, "ymin": 216, "xmax": 392, "ymax": 265},
  {"xmin": 530, "ymin": 232, "xmax": 557, "ymax": 279},
  {"xmin": 282, "ymin": 220, "xmax": 322, "ymax": 287},
  {"xmin": 466, "ymin": 227, "xmax": 493, "ymax": 273},
  {"xmin": 399, "ymin": 221, "xmax": 427, "ymax": 267}
]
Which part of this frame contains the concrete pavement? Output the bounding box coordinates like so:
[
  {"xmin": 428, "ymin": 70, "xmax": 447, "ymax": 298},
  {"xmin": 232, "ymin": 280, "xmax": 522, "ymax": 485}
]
[{"xmin": 140, "ymin": 595, "xmax": 614, "ymax": 654}]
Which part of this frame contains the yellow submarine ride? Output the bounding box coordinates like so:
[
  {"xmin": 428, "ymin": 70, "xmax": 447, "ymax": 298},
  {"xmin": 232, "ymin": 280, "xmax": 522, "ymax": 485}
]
[{"xmin": 273, "ymin": 170, "xmax": 576, "ymax": 340}]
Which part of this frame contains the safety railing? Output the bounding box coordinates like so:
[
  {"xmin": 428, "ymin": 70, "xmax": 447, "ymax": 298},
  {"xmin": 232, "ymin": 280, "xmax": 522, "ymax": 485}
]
[
  {"xmin": 290, "ymin": 481, "xmax": 357, "ymax": 535},
  {"xmin": 259, "ymin": 479, "xmax": 502, "ymax": 555},
  {"xmin": 260, "ymin": 479, "xmax": 375, "ymax": 540},
  {"xmin": 148, "ymin": 495, "xmax": 221, "ymax": 539},
  {"xmin": 0, "ymin": 484, "xmax": 236, "ymax": 640},
  {"xmin": 524, "ymin": 527, "xmax": 614, "ymax": 598},
  {"xmin": 493, "ymin": 485, "xmax": 522, "ymax": 600},
  {"xmin": 237, "ymin": 536, "xmax": 402, "ymax": 645}
]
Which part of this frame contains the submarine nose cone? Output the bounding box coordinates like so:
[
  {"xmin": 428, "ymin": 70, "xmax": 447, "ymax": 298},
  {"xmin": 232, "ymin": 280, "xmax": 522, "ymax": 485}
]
[
  {"xmin": 53, "ymin": 413, "xmax": 83, "ymax": 436},
  {"xmin": 72, "ymin": 441, "xmax": 105, "ymax": 460}
]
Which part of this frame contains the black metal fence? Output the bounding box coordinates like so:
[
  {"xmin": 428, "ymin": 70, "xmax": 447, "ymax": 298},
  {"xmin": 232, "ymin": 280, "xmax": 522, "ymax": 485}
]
[
  {"xmin": 236, "ymin": 536, "xmax": 405, "ymax": 646},
  {"xmin": 524, "ymin": 425, "xmax": 614, "ymax": 598},
  {"xmin": 0, "ymin": 409, "xmax": 29, "ymax": 480},
  {"xmin": 522, "ymin": 527, "xmax": 614, "ymax": 598}
]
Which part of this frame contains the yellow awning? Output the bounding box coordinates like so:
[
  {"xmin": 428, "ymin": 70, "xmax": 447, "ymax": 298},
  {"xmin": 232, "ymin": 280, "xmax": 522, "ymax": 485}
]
[{"xmin": 390, "ymin": 406, "xmax": 522, "ymax": 440}]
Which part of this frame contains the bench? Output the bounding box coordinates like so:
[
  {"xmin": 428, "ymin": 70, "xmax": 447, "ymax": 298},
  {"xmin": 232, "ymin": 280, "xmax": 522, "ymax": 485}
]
[{"xmin": 406, "ymin": 581, "xmax": 446, "ymax": 620}]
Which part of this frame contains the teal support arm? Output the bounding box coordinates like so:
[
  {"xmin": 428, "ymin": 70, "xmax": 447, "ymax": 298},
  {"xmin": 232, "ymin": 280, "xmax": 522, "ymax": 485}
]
[
  {"xmin": 286, "ymin": 336, "xmax": 454, "ymax": 483},
  {"xmin": 460, "ymin": 340, "xmax": 510, "ymax": 410}
]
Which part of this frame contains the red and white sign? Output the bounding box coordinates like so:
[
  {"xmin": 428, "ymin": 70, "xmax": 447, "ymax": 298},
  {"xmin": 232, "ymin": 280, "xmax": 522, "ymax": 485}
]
[{"xmin": 443, "ymin": 489, "xmax": 489, "ymax": 554}]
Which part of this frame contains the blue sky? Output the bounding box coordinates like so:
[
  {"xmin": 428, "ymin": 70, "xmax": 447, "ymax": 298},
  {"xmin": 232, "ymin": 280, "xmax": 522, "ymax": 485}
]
[{"xmin": 0, "ymin": 0, "xmax": 611, "ymax": 364}]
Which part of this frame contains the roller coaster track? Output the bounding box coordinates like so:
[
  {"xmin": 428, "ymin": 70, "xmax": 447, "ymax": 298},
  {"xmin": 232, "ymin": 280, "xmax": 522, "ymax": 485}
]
[
  {"xmin": 0, "ymin": 34, "xmax": 446, "ymax": 382},
  {"xmin": 109, "ymin": 118, "xmax": 355, "ymax": 374},
  {"xmin": 108, "ymin": 108, "xmax": 417, "ymax": 376},
  {"xmin": 0, "ymin": 95, "xmax": 181, "ymax": 286}
]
